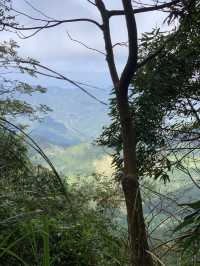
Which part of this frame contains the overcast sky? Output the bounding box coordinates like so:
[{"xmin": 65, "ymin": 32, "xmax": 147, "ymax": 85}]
[{"xmin": 4, "ymin": 1, "xmax": 170, "ymax": 89}]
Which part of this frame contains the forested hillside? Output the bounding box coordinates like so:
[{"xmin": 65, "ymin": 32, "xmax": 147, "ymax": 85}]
[{"xmin": 0, "ymin": 1, "xmax": 200, "ymax": 266}]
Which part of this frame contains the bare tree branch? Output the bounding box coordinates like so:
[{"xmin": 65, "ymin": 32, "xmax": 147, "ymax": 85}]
[
  {"xmin": 1, "ymin": 17, "xmax": 102, "ymax": 31},
  {"xmin": 120, "ymin": 0, "xmax": 138, "ymax": 92},
  {"xmin": 17, "ymin": 60, "xmax": 107, "ymax": 106},
  {"xmin": 108, "ymin": 0, "xmax": 182, "ymax": 17},
  {"xmin": 66, "ymin": 31, "xmax": 105, "ymax": 55},
  {"xmin": 86, "ymin": 0, "xmax": 97, "ymax": 7},
  {"xmin": 112, "ymin": 41, "xmax": 128, "ymax": 49},
  {"xmin": 24, "ymin": 0, "xmax": 55, "ymax": 20},
  {"xmin": 95, "ymin": 0, "xmax": 119, "ymax": 85}
]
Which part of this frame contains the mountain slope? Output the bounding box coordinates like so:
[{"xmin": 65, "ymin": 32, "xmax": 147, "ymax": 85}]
[
  {"xmin": 22, "ymin": 86, "xmax": 110, "ymax": 142},
  {"xmin": 31, "ymin": 116, "xmax": 81, "ymax": 148}
]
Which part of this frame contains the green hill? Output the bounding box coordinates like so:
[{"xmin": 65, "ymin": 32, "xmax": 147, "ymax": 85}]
[{"xmin": 33, "ymin": 142, "xmax": 106, "ymax": 176}]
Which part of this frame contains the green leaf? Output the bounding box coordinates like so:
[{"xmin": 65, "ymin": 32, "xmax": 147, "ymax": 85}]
[
  {"xmin": 0, "ymin": 249, "xmax": 28, "ymax": 266},
  {"xmin": 174, "ymin": 215, "xmax": 195, "ymax": 233},
  {"xmin": 179, "ymin": 200, "xmax": 200, "ymax": 210}
]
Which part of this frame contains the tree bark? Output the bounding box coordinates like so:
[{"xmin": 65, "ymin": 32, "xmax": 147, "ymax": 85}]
[
  {"xmin": 117, "ymin": 90, "xmax": 154, "ymax": 266},
  {"xmin": 95, "ymin": 0, "xmax": 154, "ymax": 264}
]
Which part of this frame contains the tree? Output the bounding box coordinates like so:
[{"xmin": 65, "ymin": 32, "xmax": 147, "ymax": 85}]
[
  {"xmin": 132, "ymin": 0, "xmax": 200, "ymax": 184},
  {"xmin": 99, "ymin": 0, "xmax": 200, "ymax": 262},
  {"xmin": 100, "ymin": 0, "xmax": 200, "ymax": 183},
  {"xmin": 0, "ymin": 39, "xmax": 51, "ymax": 119},
  {"xmin": 0, "ymin": 0, "xmax": 51, "ymax": 120},
  {"xmin": 0, "ymin": 0, "xmax": 193, "ymax": 265},
  {"xmin": 140, "ymin": 3, "xmax": 200, "ymax": 260}
]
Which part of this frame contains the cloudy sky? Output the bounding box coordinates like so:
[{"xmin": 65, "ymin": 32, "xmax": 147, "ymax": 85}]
[{"xmin": 4, "ymin": 1, "xmax": 171, "ymax": 90}]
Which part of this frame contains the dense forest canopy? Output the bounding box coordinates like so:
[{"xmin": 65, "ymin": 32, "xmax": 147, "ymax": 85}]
[{"xmin": 0, "ymin": 1, "xmax": 200, "ymax": 266}]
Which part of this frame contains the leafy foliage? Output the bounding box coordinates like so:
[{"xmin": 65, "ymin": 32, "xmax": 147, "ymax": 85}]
[
  {"xmin": 98, "ymin": 1, "xmax": 200, "ymax": 184},
  {"xmin": 0, "ymin": 40, "xmax": 51, "ymax": 119},
  {"xmin": 0, "ymin": 1, "xmax": 51, "ymax": 119},
  {"xmin": 0, "ymin": 123, "xmax": 128, "ymax": 265},
  {"xmin": 172, "ymin": 200, "xmax": 200, "ymax": 264}
]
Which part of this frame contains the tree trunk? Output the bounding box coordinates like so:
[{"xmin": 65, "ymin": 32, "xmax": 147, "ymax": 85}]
[
  {"xmin": 95, "ymin": 1, "xmax": 154, "ymax": 264},
  {"xmin": 117, "ymin": 91, "xmax": 154, "ymax": 266},
  {"xmin": 122, "ymin": 178, "xmax": 153, "ymax": 266}
]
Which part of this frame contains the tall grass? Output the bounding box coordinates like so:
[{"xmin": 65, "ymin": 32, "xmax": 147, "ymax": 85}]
[
  {"xmin": 42, "ymin": 216, "xmax": 50, "ymax": 266},
  {"xmin": 0, "ymin": 216, "xmax": 51, "ymax": 266}
]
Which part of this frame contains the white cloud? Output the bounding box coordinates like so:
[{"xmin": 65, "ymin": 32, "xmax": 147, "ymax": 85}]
[{"xmin": 3, "ymin": 0, "xmax": 171, "ymax": 85}]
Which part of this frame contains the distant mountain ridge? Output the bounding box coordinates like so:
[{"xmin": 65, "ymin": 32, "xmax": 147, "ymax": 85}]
[
  {"xmin": 22, "ymin": 86, "xmax": 110, "ymax": 145},
  {"xmin": 31, "ymin": 116, "xmax": 81, "ymax": 148},
  {"xmin": 17, "ymin": 85, "xmax": 110, "ymax": 175}
]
